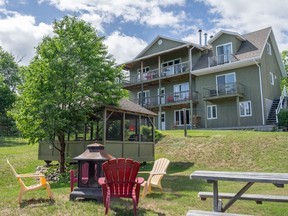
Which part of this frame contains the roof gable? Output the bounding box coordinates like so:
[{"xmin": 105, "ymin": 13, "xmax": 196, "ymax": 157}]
[
  {"xmin": 208, "ymin": 30, "xmax": 246, "ymax": 45},
  {"xmin": 135, "ymin": 36, "xmax": 188, "ymax": 59}
]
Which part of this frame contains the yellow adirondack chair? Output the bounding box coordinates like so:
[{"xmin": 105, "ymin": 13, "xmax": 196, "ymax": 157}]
[
  {"xmin": 7, "ymin": 159, "xmax": 53, "ymax": 203},
  {"xmin": 139, "ymin": 158, "xmax": 170, "ymax": 198}
]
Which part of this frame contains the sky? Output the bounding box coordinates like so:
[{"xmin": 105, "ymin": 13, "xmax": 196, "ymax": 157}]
[{"xmin": 0, "ymin": 0, "xmax": 288, "ymax": 66}]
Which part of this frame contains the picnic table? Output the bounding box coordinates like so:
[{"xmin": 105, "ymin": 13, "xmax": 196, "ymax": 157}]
[{"xmin": 190, "ymin": 170, "xmax": 288, "ymax": 213}]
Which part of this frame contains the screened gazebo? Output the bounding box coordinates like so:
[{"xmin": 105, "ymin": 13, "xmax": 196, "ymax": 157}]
[{"xmin": 38, "ymin": 99, "xmax": 157, "ymax": 164}]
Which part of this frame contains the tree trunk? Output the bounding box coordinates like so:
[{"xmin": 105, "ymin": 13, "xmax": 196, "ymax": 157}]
[{"xmin": 58, "ymin": 133, "xmax": 66, "ymax": 173}]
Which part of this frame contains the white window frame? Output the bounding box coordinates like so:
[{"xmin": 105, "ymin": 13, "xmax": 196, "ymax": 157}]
[
  {"xmin": 161, "ymin": 58, "xmax": 181, "ymax": 76},
  {"xmin": 239, "ymin": 101, "xmax": 252, "ymax": 117},
  {"xmin": 173, "ymin": 82, "xmax": 189, "ymax": 101},
  {"xmin": 174, "ymin": 109, "xmax": 190, "ymax": 126},
  {"xmin": 137, "ymin": 66, "xmax": 150, "ymax": 81},
  {"xmin": 216, "ymin": 72, "xmax": 236, "ymax": 95},
  {"xmin": 137, "ymin": 90, "xmax": 150, "ymax": 105},
  {"xmin": 207, "ymin": 105, "xmax": 217, "ymax": 119},
  {"xmin": 269, "ymin": 72, "xmax": 274, "ymax": 85},
  {"xmin": 216, "ymin": 42, "xmax": 233, "ymax": 64},
  {"xmin": 267, "ymin": 42, "xmax": 272, "ymax": 55}
]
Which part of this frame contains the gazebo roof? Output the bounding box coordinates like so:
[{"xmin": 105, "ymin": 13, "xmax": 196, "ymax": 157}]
[{"xmin": 106, "ymin": 99, "xmax": 157, "ymax": 116}]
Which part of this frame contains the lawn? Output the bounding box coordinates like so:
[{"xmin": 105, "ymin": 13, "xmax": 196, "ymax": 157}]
[{"xmin": 1, "ymin": 130, "xmax": 288, "ymax": 215}]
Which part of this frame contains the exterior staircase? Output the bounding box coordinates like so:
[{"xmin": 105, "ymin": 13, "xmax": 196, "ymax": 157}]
[{"xmin": 266, "ymin": 98, "xmax": 280, "ymax": 125}]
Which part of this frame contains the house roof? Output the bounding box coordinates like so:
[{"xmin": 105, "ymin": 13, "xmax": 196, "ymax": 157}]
[
  {"xmin": 106, "ymin": 99, "xmax": 158, "ymax": 116},
  {"xmin": 208, "ymin": 30, "xmax": 246, "ymax": 44},
  {"xmin": 193, "ymin": 27, "xmax": 286, "ymax": 77},
  {"xmin": 122, "ymin": 35, "xmax": 205, "ymax": 68}
]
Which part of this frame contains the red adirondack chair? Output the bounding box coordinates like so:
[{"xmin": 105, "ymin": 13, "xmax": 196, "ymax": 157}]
[
  {"xmin": 70, "ymin": 163, "xmax": 89, "ymax": 192},
  {"xmin": 98, "ymin": 158, "xmax": 144, "ymax": 216}
]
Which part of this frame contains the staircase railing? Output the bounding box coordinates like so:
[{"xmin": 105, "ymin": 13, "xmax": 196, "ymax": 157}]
[{"xmin": 276, "ymin": 86, "xmax": 287, "ymax": 123}]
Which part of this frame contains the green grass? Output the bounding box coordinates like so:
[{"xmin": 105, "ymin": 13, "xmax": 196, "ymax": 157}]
[{"xmin": 1, "ymin": 130, "xmax": 288, "ymax": 215}]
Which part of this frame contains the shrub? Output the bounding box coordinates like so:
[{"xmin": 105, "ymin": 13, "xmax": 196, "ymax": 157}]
[{"xmin": 277, "ymin": 109, "xmax": 288, "ymax": 128}]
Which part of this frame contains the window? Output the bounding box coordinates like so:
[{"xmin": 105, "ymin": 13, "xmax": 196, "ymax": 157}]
[
  {"xmin": 137, "ymin": 67, "xmax": 149, "ymax": 73},
  {"xmin": 270, "ymin": 72, "xmax": 274, "ymax": 85},
  {"xmin": 216, "ymin": 73, "xmax": 236, "ymax": 95},
  {"xmin": 267, "ymin": 42, "xmax": 272, "ymax": 55},
  {"xmin": 240, "ymin": 101, "xmax": 252, "ymax": 117},
  {"xmin": 207, "ymin": 105, "xmax": 217, "ymax": 119},
  {"xmin": 216, "ymin": 43, "xmax": 232, "ymax": 64},
  {"xmin": 161, "ymin": 58, "xmax": 181, "ymax": 76},
  {"xmin": 137, "ymin": 67, "xmax": 149, "ymax": 81},
  {"xmin": 174, "ymin": 109, "xmax": 190, "ymax": 125},
  {"xmin": 137, "ymin": 90, "xmax": 150, "ymax": 105},
  {"xmin": 173, "ymin": 83, "xmax": 189, "ymax": 101}
]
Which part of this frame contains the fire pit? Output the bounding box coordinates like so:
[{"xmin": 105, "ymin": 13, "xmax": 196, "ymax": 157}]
[{"xmin": 69, "ymin": 143, "xmax": 113, "ymax": 201}]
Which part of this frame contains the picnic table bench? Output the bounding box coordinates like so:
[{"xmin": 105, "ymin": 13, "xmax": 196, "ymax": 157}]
[
  {"xmin": 190, "ymin": 170, "xmax": 288, "ymax": 213},
  {"xmin": 186, "ymin": 210, "xmax": 252, "ymax": 216}
]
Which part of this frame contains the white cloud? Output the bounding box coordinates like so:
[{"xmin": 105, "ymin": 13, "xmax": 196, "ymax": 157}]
[
  {"xmin": 197, "ymin": 0, "xmax": 288, "ymax": 51},
  {"xmin": 0, "ymin": 14, "xmax": 52, "ymax": 65},
  {"xmin": 39, "ymin": 0, "xmax": 187, "ymax": 29},
  {"xmin": 141, "ymin": 7, "xmax": 186, "ymax": 28},
  {"xmin": 104, "ymin": 31, "xmax": 147, "ymax": 64}
]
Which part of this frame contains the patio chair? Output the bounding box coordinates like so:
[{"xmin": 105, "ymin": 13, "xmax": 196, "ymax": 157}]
[
  {"xmin": 98, "ymin": 158, "xmax": 144, "ymax": 216},
  {"xmin": 6, "ymin": 159, "xmax": 53, "ymax": 203},
  {"xmin": 70, "ymin": 163, "xmax": 89, "ymax": 192},
  {"xmin": 139, "ymin": 158, "xmax": 170, "ymax": 198}
]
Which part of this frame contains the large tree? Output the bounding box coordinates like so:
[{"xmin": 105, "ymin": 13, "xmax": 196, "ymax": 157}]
[
  {"xmin": 0, "ymin": 47, "xmax": 20, "ymax": 91},
  {"xmin": 10, "ymin": 16, "xmax": 125, "ymax": 172},
  {"xmin": 0, "ymin": 47, "xmax": 19, "ymax": 135}
]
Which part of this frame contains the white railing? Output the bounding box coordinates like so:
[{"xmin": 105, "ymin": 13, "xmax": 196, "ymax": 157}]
[{"xmin": 276, "ymin": 86, "xmax": 287, "ymax": 123}]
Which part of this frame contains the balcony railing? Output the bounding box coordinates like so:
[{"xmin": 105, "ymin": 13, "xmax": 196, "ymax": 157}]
[
  {"xmin": 208, "ymin": 54, "xmax": 238, "ymax": 67},
  {"xmin": 123, "ymin": 61, "xmax": 190, "ymax": 86},
  {"xmin": 203, "ymin": 82, "xmax": 245, "ymax": 99},
  {"xmin": 160, "ymin": 61, "xmax": 189, "ymax": 78},
  {"xmin": 133, "ymin": 90, "xmax": 199, "ymax": 108}
]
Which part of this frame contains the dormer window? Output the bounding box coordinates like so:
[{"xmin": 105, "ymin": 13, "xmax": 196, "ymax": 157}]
[{"xmin": 216, "ymin": 43, "xmax": 232, "ymax": 64}]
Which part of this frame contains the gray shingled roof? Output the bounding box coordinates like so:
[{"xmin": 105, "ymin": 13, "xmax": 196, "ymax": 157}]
[
  {"xmin": 106, "ymin": 99, "xmax": 158, "ymax": 116},
  {"xmin": 193, "ymin": 27, "xmax": 271, "ymax": 71},
  {"xmin": 235, "ymin": 27, "xmax": 271, "ymax": 60}
]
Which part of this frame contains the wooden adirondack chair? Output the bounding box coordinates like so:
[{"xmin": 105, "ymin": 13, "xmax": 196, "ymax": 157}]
[
  {"xmin": 6, "ymin": 159, "xmax": 53, "ymax": 203},
  {"xmin": 98, "ymin": 158, "xmax": 144, "ymax": 216},
  {"xmin": 139, "ymin": 158, "xmax": 170, "ymax": 198}
]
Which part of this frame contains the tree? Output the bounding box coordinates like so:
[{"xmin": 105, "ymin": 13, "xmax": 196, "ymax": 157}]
[
  {"xmin": 0, "ymin": 47, "xmax": 19, "ymax": 135},
  {"xmin": 281, "ymin": 50, "xmax": 288, "ymax": 88},
  {"xmin": 0, "ymin": 75, "xmax": 16, "ymax": 135},
  {"xmin": 0, "ymin": 47, "xmax": 20, "ymax": 92},
  {"xmin": 10, "ymin": 16, "xmax": 126, "ymax": 173}
]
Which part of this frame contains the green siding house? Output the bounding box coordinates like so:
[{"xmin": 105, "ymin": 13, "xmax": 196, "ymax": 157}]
[{"xmin": 122, "ymin": 27, "xmax": 286, "ymax": 130}]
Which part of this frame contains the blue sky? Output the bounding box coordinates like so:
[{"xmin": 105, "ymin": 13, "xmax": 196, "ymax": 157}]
[{"xmin": 0, "ymin": 0, "xmax": 288, "ymax": 65}]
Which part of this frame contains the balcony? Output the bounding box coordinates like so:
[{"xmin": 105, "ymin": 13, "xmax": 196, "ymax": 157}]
[
  {"xmin": 160, "ymin": 61, "xmax": 189, "ymax": 78},
  {"xmin": 203, "ymin": 82, "xmax": 245, "ymax": 101},
  {"xmin": 122, "ymin": 61, "xmax": 190, "ymax": 87},
  {"xmin": 133, "ymin": 90, "xmax": 199, "ymax": 108},
  {"xmin": 208, "ymin": 54, "xmax": 238, "ymax": 67}
]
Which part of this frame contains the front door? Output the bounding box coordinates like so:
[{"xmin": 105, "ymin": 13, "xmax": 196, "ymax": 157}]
[
  {"xmin": 161, "ymin": 112, "xmax": 166, "ymax": 130},
  {"xmin": 158, "ymin": 87, "xmax": 165, "ymax": 105}
]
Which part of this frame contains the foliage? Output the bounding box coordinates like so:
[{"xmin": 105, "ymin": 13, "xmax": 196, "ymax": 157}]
[
  {"xmin": 10, "ymin": 16, "xmax": 126, "ymax": 172},
  {"xmin": 0, "ymin": 47, "xmax": 20, "ymax": 135},
  {"xmin": 277, "ymin": 109, "xmax": 288, "ymax": 128},
  {"xmin": 281, "ymin": 50, "xmax": 288, "ymax": 88},
  {"xmin": 155, "ymin": 129, "xmax": 164, "ymax": 143},
  {"xmin": 0, "ymin": 46, "xmax": 21, "ymax": 91},
  {"xmin": 0, "ymin": 74, "xmax": 17, "ymax": 135}
]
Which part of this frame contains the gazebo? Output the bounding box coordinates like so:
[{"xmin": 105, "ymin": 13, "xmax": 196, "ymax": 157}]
[{"xmin": 38, "ymin": 99, "xmax": 157, "ymax": 163}]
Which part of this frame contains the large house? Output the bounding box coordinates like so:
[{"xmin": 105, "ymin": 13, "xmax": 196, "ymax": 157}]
[{"xmin": 121, "ymin": 27, "xmax": 286, "ymax": 130}]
